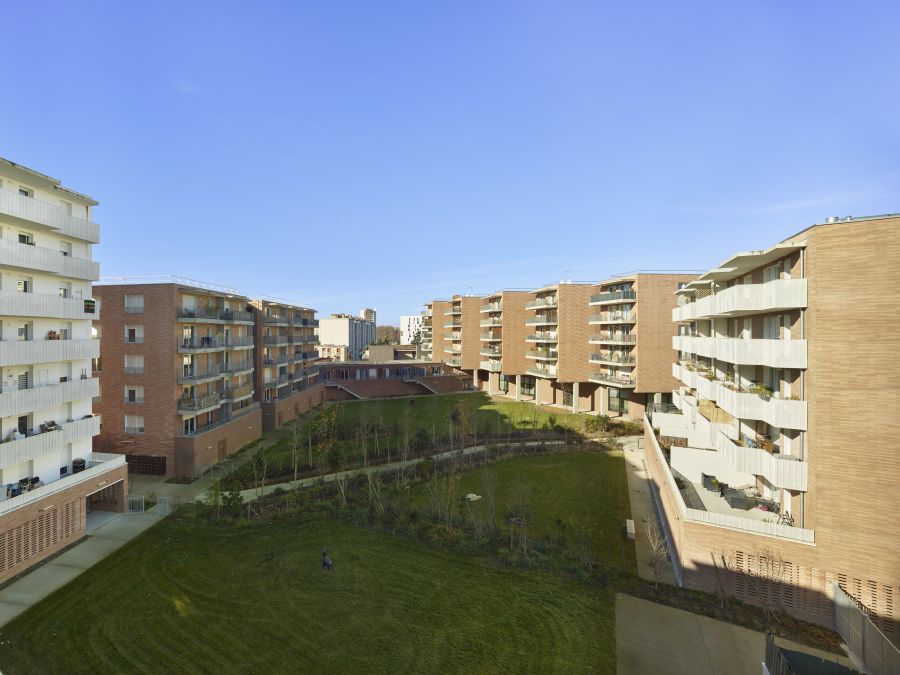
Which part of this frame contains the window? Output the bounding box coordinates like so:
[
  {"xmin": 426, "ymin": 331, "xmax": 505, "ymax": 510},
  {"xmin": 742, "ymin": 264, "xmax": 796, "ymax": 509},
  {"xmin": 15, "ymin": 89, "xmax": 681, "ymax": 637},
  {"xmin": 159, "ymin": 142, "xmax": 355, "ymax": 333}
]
[
  {"xmin": 125, "ymin": 385, "xmax": 144, "ymax": 403},
  {"xmin": 18, "ymin": 187, "xmax": 32, "ymax": 198},
  {"xmin": 58, "ymin": 241, "xmax": 71, "ymax": 256},
  {"xmin": 124, "ymin": 294, "xmax": 144, "ymax": 313},
  {"xmin": 18, "ymin": 232, "xmax": 34, "ymax": 245},
  {"xmin": 125, "ymin": 326, "xmax": 144, "ymax": 343},
  {"xmin": 125, "ymin": 415, "xmax": 145, "ymax": 434},
  {"xmin": 124, "ymin": 354, "xmax": 144, "ymax": 374},
  {"xmin": 16, "ymin": 278, "xmax": 30, "ymax": 293}
]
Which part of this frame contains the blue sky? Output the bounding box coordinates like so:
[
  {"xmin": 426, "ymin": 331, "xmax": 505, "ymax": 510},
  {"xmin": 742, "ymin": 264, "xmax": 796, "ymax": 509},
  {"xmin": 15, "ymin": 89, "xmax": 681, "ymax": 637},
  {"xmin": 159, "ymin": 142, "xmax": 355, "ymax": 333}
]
[{"xmin": 3, "ymin": 1, "xmax": 898, "ymax": 324}]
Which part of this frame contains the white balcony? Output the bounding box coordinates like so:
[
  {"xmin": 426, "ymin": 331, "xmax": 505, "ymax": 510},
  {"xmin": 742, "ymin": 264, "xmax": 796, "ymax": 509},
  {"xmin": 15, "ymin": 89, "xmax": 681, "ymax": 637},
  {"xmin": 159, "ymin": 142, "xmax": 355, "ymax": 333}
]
[
  {"xmin": 0, "ymin": 239, "xmax": 99, "ymax": 280},
  {"xmin": 0, "ymin": 453, "xmax": 124, "ymax": 517},
  {"xmin": 0, "ymin": 416, "xmax": 100, "ymax": 467},
  {"xmin": 0, "ymin": 378, "xmax": 98, "ymax": 418},
  {"xmin": 673, "ymin": 336, "xmax": 807, "ymax": 369},
  {"xmin": 0, "ymin": 188, "xmax": 100, "ymax": 243},
  {"xmin": 479, "ymin": 318, "xmax": 502, "ymax": 327},
  {"xmin": 0, "ymin": 339, "xmax": 99, "ymax": 367},
  {"xmin": 525, "ymin": 364, "xmax": 557, "ymax": 378},
  {"xmin": 644, "ymin": 416, "xmax": 814, "ymax": 543},
  {"xmin": 0, "ymin": 290, "xmax": 92, "ymax": 320},
  {"xmin": 673, "ymin": 279, "xmax": 807, "ymax": 322},
  {"xmin": 479, "ymin": 360, "xmax": 501, "ymax": 372},
  {"xmin": 671, "ymin": 363, "xmax": 807, "ymax": 430}
]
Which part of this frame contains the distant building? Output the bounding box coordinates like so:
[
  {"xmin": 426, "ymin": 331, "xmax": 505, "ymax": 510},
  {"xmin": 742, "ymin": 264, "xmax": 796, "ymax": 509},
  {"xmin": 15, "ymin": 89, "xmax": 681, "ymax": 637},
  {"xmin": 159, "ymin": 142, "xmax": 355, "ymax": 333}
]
[
  {"xmin": 359, "ymin": 308, "xmax": 376, "ymax": 324},
  {"xmin": 365, "ymin": 344, "xmax": 417, "ymax": 361},
  {"xmin": 319, "ymin": 313, "xmax": 375, "ymax": 360},
  {"xmin": 400, "ymin": 314, "xmax": 423, "ymax": 344},
  {"xmin": 316, "ymin": 344, "xmax": 350, "ymax": 362}
]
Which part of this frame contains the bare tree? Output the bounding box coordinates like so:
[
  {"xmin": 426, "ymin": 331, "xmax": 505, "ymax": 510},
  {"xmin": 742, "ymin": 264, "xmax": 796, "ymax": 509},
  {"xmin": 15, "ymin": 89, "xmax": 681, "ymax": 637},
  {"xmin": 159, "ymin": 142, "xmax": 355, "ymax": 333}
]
[
  {"xmin": 646, "ymin": 521, "xmax": 669, "ymax": 590},
  {"xmin": 249, "ymin": 445, "xmax": 269, "ymax": 500},
  {"xmin": 710, "ymin": 548, "xmax": 737, "ymax": 608},
  {"xmin": 753, "ymin": 547, "xmax": 788, "ymax": 623},
  {"xmin": 289, "ymin": 418, "xmax": 303, "ymax": 482}
]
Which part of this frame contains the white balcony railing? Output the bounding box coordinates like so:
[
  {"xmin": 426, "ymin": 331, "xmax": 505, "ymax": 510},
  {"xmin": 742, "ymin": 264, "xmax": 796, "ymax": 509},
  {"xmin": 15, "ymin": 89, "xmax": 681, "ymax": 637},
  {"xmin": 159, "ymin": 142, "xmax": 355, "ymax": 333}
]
[
  {"xmin": 0, "ymin": 338, "xmax": 99, "ymax": 367},
  {"xmin": 644, "ymin": 415, "xmax": 814, "ymax": 543},
  {"xmin": 673, "ymin": 279, "xmax": 807, "ymax": 322},
  {"xmin": 0, "ymin": 379, "xmax": 98, "ymax": 418},
  {"xmin": 0, "ymin": 239, "xmax": 99, "ymax": 280},
  {"xmin": 672, "ymin": 364, "xmax": 807, "ymax": 430},
  {"xmin": 0, "ymin": 416, "xmax": 100, "ymax": 467},
  {"xmin": 479, "ymin": 360, "xmax": 501, "ymax": 372},
  {"xmin": 0, "ymin": 290, "xmax": 91, "ymax": 320},
  {"xmin": 673, "ymin": 336, "xmax": 807, "ymax": 369},
  {"xmin": 0, "ymin": 188, "xmax": 100, "ymax": 243},
  {"xmin": 0, "ymin": 453, "xmax": 124, "ymax": 517}
]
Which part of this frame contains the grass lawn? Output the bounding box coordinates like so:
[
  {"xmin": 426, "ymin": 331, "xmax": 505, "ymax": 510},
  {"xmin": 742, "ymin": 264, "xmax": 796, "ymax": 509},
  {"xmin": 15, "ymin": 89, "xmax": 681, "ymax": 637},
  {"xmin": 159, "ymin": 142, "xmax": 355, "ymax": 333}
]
[
  {"xmin": 235, "ymin": 393, "xmax": 613, "ymax": 487},
  {"xmin": 0, "ymin": 515, "xmax": 616, "ymax": 674},
  {"xmin": 453, "ymin": 452, "xmax": 637, "ymax": 576}
]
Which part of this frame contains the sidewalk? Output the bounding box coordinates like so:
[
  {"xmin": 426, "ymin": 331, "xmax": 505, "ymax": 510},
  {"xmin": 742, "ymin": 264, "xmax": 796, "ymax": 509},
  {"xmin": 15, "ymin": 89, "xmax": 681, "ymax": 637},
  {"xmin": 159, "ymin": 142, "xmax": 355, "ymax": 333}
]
[{"xmin": 618, "ymin": 436, "xmax": 677, "ymax": 587}]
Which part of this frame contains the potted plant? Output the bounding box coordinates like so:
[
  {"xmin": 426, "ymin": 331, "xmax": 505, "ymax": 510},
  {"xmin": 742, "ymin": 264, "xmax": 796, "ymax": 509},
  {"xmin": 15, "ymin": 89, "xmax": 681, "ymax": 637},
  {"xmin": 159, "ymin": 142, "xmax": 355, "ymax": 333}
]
[{"xmin": 750, "ymin": 383, "xmax": 773, "ymax": 398}]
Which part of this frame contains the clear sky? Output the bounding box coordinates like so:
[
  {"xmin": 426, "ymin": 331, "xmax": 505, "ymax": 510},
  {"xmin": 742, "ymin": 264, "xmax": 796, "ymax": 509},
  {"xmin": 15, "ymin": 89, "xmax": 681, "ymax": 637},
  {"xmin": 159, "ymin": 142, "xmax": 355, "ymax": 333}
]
[{"xmin": 3, "ymin": 1, "xmax": 898, "ymax": 324}]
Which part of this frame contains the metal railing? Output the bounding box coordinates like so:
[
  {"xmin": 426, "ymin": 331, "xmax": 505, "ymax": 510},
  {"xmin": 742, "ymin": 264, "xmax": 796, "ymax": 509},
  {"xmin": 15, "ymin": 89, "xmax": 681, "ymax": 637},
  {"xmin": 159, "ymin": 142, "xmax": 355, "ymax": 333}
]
[
  {"xmin": 124, "ymin": 366, "xmax": 144, "ymax": 374},
  {"xmin": 525, "ymin": 315, "xmax": 558, "ymax": 325},
  {"xmin": 480, "ymin": 303, "xmax": 501, "ymax": 313},
  {"xmin": 590, "ymin": 289, "xmax": 636, "ymax": 304},
  {"xmin": 525, "ymin": 297, "xmax": 557, "ymax": 309},
  {"xmin": 178, "ymin": 307, "xmax": 253, "ymax": 322},
  {"xmin": 590, "ymin": 332, "xmax": 636, "ymax": 343},
  {"xmin": 590, "ymin": 372, "xmax": 635, "ymax": 386},
  {"xmin": 590, "ymin": 352, "xmax": 636, "ymax": 365},
  {"xmin": 526, "ymin": 349, "xmax": 558, "ymax": 360},
  {"xmin": 124, "ymin": 397, "xmax": 144, "ymax": 404},
  {"xmin": 526, "ymin": 332, "xmax": 557, "ymax": 342},
  {"xmin": 179, "ymin": 403, "xmax": 260, "ymax": 437},
  {"xmin": 124, "ymin": 336, "xmax": 144, "ymax": 344},
  {"xmin": 589, "ymin": 312, "xmax": 635, "ymax": 323},
  {"xmin": 178, "ymin": 392, "xmax": 222, "ymax": 411}
]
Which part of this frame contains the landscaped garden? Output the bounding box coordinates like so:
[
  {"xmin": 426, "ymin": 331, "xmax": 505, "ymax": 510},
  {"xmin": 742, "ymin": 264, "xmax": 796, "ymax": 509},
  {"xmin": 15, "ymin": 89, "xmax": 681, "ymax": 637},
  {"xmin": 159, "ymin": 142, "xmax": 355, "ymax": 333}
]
[
  {"xmin": 225, "ymin": 392, "xmax": 640, "ymax": 489},
  {"xmin": 0, "ymin": 449, "xmax": 628, "ymax": 674}
]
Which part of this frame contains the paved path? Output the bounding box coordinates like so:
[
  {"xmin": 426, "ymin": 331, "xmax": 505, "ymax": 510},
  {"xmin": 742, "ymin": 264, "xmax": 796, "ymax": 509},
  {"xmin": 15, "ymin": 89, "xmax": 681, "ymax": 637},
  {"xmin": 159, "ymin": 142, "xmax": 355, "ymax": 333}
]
[
  {"xmin": 616, "ymin": 593, "xmax": 852, "ymax": 675},
  {"xmin": 237, "ymin": 440, "xmax": 566, "ymax": 502},
  {"xmin": 0, "ymin": 512, "xmax": 163, "ymax": 627},
  {"xmin": 618, "ymin": 436, "xmax": 677, "ymax": 587}
]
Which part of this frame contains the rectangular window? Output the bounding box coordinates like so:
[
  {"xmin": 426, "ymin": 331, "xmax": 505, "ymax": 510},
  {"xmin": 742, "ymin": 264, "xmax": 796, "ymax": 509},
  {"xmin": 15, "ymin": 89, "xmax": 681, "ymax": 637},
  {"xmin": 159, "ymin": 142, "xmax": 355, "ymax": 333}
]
[
  {"xmin": 18, "ymin": 187, "xmax": 32, "ymax": 198},
  {"xmin": 18, "ymin": 232, "xmax": 34, "ymax": 245},
  {"xmin": 124, "ymin": 294, "xmax": 144, "ymax": 313},
  {"xmin": 124, "ymin": 415, "xmax": 145, "ymax": 434},
  {"xmin": 124, "ymin": 354, "xmax": 144, "ymax": 374}
]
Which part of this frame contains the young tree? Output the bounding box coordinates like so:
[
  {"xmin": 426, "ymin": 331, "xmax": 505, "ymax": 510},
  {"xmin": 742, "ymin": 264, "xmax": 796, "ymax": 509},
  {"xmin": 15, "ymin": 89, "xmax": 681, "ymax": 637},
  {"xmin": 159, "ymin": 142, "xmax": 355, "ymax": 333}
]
[
  {"xmin": 753, "ymin": 547, "xmax": 788, "ymax": 623},
  {"xmin": 710, "ymin": 548, "xmax": 737, "ymax": 609},
  {"xmin": 646, "ymin": 521, "xmax": 669, "ymax": 590},
  {"xmin": 249, "ymin": 445, "xmax": 269, "ymax": 500},
  {"xmin": 289, "ymin": 418, "xmax": 303, "ymax": 482}
]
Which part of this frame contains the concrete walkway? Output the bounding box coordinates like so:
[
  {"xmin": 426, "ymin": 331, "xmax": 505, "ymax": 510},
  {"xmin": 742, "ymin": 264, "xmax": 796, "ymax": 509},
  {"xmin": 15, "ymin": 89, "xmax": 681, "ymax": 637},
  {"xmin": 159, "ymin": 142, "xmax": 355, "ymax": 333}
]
[
  {"xmin": 0, "ymin": 424, "xmax": 296, "ymax": 629},
  {"xmin": 616, "ymin": 593, "xmax": 852, "ymax": 675},
  {"xmin": 618, "ymin": 436, "xmax": 677, "ymax": 587},
  {"xmin": 0, "ymin": 512, "xmax": 163, "ymax": 627}
]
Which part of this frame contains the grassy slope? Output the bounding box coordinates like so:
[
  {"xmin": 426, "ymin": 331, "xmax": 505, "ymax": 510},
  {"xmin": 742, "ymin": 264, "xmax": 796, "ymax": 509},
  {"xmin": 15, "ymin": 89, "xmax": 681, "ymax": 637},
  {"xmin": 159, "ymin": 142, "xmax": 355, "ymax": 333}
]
[
  {"xmin": 455, "ymin": 452, "xmax": 637, "ymax": 575},
  {"xmin": 0, "ymin": 519, "xmax": 614, "ymax": 674}
]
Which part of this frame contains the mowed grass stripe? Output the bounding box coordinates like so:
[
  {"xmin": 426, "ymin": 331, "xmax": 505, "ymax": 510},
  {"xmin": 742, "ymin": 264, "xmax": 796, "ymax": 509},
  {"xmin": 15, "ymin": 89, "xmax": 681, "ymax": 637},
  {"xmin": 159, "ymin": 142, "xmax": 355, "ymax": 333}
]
[{"xmin": 0, "ymin": 515, "xmax": 615, "ymax": 674}]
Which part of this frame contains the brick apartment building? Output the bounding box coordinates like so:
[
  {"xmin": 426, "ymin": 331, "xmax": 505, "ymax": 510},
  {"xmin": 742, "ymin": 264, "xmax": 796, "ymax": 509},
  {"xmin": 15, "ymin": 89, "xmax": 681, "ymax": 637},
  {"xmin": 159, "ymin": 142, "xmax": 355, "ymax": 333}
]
[
  {"xmin": 442, "ymin": 295, "xmax": 481, "ymax": 375},
  {"xmin": 93, "ymin": 279, "xmax": 262, "ymax": 476},
  {"xmin": 588, "ymin": 273, "xmax": 697, "ymax": 418},
  {"xmin": 474, "ymin": 290, "xmax": 530, "ymax": 399},
  {"xmin": 0, "ymin": 157, "xmax": 126, "ymax": 583},
  {"xmin": 250, "ymin": 299, "xmax": 323, "ymax": 431},
  {"xmin": 646, "ymin": 214, "xmax": 899, "ymax": 634}
]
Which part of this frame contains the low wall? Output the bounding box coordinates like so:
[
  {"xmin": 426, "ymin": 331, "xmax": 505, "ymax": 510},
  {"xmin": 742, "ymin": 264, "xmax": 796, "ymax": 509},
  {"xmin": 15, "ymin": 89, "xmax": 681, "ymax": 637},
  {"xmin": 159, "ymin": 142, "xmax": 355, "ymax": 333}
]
[
  {"xmin": 173, "ymin": 408, "xmax": 263, "ymax": 476},
  {"xmin": 261, "ymin": 384, "xmax": 325, "ymax": 432}
]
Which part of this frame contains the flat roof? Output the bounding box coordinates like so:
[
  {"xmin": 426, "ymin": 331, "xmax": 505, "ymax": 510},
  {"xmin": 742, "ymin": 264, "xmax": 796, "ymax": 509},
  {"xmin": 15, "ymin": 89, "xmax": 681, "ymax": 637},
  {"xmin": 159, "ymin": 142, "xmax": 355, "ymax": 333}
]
[
  {"xmin": 677, "ymin": 242, "xmax": 806, "ymax": 293},
  {"xmin": 0, "ymin": 156, "xmax": 98, "ymax": 205}
]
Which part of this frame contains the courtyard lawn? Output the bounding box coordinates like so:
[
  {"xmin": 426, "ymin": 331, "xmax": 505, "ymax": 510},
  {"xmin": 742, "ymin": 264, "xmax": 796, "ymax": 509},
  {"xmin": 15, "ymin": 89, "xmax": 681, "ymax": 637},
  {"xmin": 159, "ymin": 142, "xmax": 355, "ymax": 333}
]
[
  {"xmin": 456, "ymin": 451, "xmax": 637, "ymax": 576},
  {"xmin": 233, "ymin": 392, "xmax": 609, "ymax": 487},
  {"xmin": 0, "ymin": 515, "xmax": 614, "ymax": 674}
]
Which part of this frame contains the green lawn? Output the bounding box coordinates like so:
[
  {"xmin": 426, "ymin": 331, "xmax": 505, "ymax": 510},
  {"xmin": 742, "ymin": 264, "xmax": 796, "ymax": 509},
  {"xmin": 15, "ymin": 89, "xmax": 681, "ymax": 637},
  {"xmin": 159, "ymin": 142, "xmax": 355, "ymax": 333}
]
[
  {"xmin": 0, "ymin": 515, "xmax": 615, "ymax": 674},
  {"xmin": 454, "ymin": 452, "xmax": 637, "ymax": 575}
]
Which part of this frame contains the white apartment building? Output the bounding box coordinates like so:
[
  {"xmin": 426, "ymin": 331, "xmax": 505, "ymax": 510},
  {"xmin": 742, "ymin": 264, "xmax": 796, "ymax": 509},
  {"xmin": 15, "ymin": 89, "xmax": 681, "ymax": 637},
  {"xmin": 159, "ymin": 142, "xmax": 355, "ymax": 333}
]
[
  {"xmin": 0, "ymin": 157, "xmax": 126, "ymax": 583},
  {"xmin": 400, "ymin": 314, "xmax": 423, "ymax": 344},
  {"xmin": 359, "ymin": 307, "xmax": 376, "ymax": 324},
  {"xmin": 318, "ymin": 313, "xmax": 375, "ymax": 360}
]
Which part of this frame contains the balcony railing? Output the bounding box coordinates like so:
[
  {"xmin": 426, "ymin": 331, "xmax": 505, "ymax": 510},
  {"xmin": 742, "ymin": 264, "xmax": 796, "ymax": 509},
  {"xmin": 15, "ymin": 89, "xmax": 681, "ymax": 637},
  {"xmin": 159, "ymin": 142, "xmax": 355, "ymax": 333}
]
[
  {"xmin": 526, "ymin": 332, "xmax": 557, "ymax": 342},
  {"xmin": 673, "ymin": 336, "xmax": 807, "ymax": 369},
  {"xmin": 0, "ymin": 416, "xmax": 100, "ymax": 468},
  {"xmin": 479, "ymin": 360, "xmax": 502, "ymax": 372},
  {"xmin": 180, "ymin": 335, "xmax": 254, "ymax": 351},
  {"xmin": 0, "ymin": 290, "xmax": 93, "ymax": 320},
  {"xmin": 264, "ymin": 315, "xmax": 289, "ymax": 325},
  {"xmin": 263, "ymin": 354, "xmax": 291, "ymax": 367},
  {"xmin": 443, "ymin": 320, "xmax": 462, "ymax": 328},
  {"xmin": 525, "ymin": 315, "xmax": 558, "ymax": 326},
  {"xmin": 479, "ymin": 347, "xmax": 501, "ymax": 356},
  {"xmin": 224, "ymin": 383, "xmax": 253, "ymax": 400},
  {"xmin": 178, "ymin": 307, "xmax": 253, "ymax": 322},
  {"xmin": 124, "ymin": 396, "xmax": 144, "ymax": 405},
  {"xmin": 589, "ymin": 352, "xmax": 635, "ymax": 365},
  {"xmin": 480, "ymin": 302, "xmax": 501, "ymax": 313},
  {"xmin": 589, "ymin": 372, "xmax": 635, "ymax": 387},
  {"xmin": 479, "ymin": 318, "xmax": 502, "ymax": 327},
  {"xmin": 590, "ymin": 290, "xmax": 636, "ymax": 305},
  {"xmin": 589, "ymin": 312, "xmax": 635, "ymax": 324},
  {"xmin": 445, "ymin": 358, "xmax": 461, "ymax": 367},
  {"xmin": 525, "ymin": 296, "xmax": 557, "ymax": 310},
  {"xmin": 263, "ymin": 335, "xmax": 292, "ymax": 345},
  {"xmin": 0, "ymin": 187, "xmax": 99, "ymax": 243},
  {"xmin": 0, "ymin": 238, "xmax": 99, "ymax": 281},
  {"xmin": 479, "ymin": 332, "xmax": 501, "ymax": 341},
  {"xmin": 445, "ymin": 332, "xmax": 461, "ymax": 341},
  {"xmin": 525, "ymin": 364, "xmax": 557, "ymax": 378},
  {"xmin": 589, "ymin": 332, "xmax": 636, "ymax": 344},
  {"xmin": 0, "ymin": 453, "xmax": 125, "ymax": 517},
  {"xmin": 643, "ymin": 416, "xmax": 814, "ymax": 543},
  {"xmin": 526, "ymin": 349, "xmax": 558, "ymax": 360},
  {"xmin": 0, "ymin": 338, "xmax": 99, "ymax": 366},
  {"xmin": 673, "ymin": 279, "xmax": 807, "ymax": 322},
  {"xmin": 178, "ymin": 391, "xmax": 222, "ymax": 413},
  {"xmin": 0, "ymin": 379, "xmax": 98, "ymax": 419},
  {"xmin": 178, "ymin": 403, "xmax": 260, "ymax": 437},
  {"xmin": 292, "ymin": 317, "xmax": 319, "ymax": 327}
]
